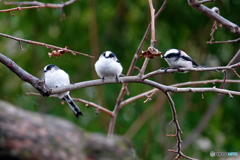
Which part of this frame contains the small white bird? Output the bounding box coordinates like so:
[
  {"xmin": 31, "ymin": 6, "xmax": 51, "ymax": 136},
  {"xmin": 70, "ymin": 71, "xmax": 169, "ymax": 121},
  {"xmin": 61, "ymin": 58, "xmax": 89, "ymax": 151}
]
[
  {"xmin": 95, "ymin": 51, "xmax": 123, "ymax": 82},
  {"xmin": 44, "ymin": 64, "xmax": 83, "ymax": 119},
  {"xmin": 162, "ymin": 49, "xmax": 209, "ymax": 72}
]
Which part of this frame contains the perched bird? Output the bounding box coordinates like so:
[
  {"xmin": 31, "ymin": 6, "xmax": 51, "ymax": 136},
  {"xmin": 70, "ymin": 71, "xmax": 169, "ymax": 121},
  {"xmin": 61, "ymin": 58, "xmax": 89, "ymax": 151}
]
[
  {"xmin": 44, "ymin": 64, "xmax": 83, "ymax": 119},
  {"xmin": 162, "ymin": 49, "xmax": 213, "ymax": 72},
  {"xmin": 95, "ymin": 51, "xmax": 123, "ymax": 82}
]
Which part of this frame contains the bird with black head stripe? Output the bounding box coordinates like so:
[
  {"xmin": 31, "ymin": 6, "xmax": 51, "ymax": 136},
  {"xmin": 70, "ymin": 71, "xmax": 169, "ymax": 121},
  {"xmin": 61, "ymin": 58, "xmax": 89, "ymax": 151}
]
[
  {"xmin": 95, "ymin": 51, "xmax": 123, "ymax": 82},
  {"xmin": 44, "ymin": 64, "xmax": 83, "ymax": 119},
  {"xmin": 162, "ymin": 49, "xmax": 213, "ymax": 73}
]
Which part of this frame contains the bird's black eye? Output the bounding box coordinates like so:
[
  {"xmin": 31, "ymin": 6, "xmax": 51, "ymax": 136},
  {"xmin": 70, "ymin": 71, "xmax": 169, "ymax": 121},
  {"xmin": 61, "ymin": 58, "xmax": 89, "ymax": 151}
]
[
  {"xmin": 109, "ymin": 53, "xmax": 115, "ymax": 58},
  {"xmin": 103, "ymin": 52, "xmax": 106, "ymax": 57},
  {"xmin": 46, "ymin": 64, "xmax": 56, "ymax": 71},
  {"xmin": 166, "ymin": 55, "xmax": 170, "ymax": 58},
  {"xmin": 47, "ymin": 66, "xmax": 52, "ymax": 70}
]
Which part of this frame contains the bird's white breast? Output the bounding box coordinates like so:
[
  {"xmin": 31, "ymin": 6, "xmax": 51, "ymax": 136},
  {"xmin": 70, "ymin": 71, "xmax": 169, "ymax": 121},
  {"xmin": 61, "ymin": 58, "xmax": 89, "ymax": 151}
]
[
  {"xmin": 95, "ymin": 56, "xmax": 122, "ymax": 78},
  {"xmin": 45, "ymin": 69, "xmax": 70, "ymax": 98}
]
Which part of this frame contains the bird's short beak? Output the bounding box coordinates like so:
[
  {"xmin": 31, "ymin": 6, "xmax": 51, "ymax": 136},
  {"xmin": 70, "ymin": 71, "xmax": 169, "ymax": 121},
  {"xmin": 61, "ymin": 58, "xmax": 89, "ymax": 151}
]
[{"xmin": 161, "ymin": 55, "xmax": 165, "ymax": 58}]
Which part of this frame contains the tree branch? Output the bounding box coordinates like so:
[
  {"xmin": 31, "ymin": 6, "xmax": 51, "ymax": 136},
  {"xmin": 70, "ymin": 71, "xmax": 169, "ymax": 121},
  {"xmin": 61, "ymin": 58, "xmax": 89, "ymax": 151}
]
[
  {"xmin": 26, "ymin": 92, "xmax": 114, "ymax": 116},
  {"xmin": 0, "ymin": 53, "xmax": 50, "ymax": 96},
  {"xmin": 5, "ymin": 0, "xmax": 78, "ymax": 8},
  {"xmin": 220, "ymin": 48, "xmax": 240, "ymax": 88},
  {"xmin": 188, "ymin": 0, "xmax": 240, "ymax": 36},
  {"xmin": 207, "ymin": 38, "xmax": 240, "ymax": 44},
  {"xmin": 107, "ymin": 0, "xmax": 170, "ymax": 136},
  {"xmin": 165, "ymin": 92, "xmax": 198, "ymax": 160},
  {"xmin": 49, "ymin": 77, "xmax": 240, "ymax": 97},
  {"xmin": 0, "ymin": 33, "xmax": 94, "ymax": 58},
  {"xmin": 198, "ymin": 0, "xmax": 215, "ymax": 4},
  {"xmin": 142, "ymin": 62, "xmax": 240, "ymax": 80},
  {"xmin": 3, "ymin": 0, "xmax": 78, "ymax": 19},
  {"xmin": 0, "ymin": 6, "xmax": 46, "ymax": 17}
]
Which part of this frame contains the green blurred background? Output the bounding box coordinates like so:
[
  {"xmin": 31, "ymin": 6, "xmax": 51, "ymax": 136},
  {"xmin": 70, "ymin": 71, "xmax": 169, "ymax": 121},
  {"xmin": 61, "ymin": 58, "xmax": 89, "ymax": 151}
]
[{"xmin": 0, "ymin": 0, "xmax": 240, "ymax": 159}]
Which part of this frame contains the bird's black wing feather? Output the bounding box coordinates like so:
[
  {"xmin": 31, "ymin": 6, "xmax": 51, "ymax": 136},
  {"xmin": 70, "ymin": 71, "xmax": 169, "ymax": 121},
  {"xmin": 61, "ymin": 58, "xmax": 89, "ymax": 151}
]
[{"xmin": 180, "ymin": 56, "xmax": 199, "ymax": 67}]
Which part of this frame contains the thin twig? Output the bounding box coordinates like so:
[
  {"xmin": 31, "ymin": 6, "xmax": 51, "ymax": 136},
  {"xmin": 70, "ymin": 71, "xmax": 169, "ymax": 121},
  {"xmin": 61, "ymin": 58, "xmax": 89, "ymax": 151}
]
[
  {"xmin": 144, "ymin": 90, "xmax": 156, "ymax": 103},
  {"xmin": 26, "ymin": 92, "xmax": 113, "ymax": 116},
  {"xmin": 3, "ymin": 0, "xmax": 78, "ymax": 19},
  {"xmin": 138, "ymin": 0, "xmax": 156, "ymax": 77},
  {"xmin": 220, "ymin": 49, "xmax": 240, "ymax": 88},
  {"xmin": 198, "ymin": 0, "xmax": 215, "ymax": 4},
  {"xmin": 0, "ymin": 33, "xmax": 94, "ymax": 58},
  {"xmin": 231, "ymin": 68, "xmax": 240, "ymax": 78},
  {"xmin": 0, "ymin": 6, "xmax": 46, "ymax": 16},
  {"xmin": 5, "ymin": 0, "xmax": 77, "ymax": 8},
  {"xmin": 207, "ymin": 38, "xmax": 240, "ymax": 44}
]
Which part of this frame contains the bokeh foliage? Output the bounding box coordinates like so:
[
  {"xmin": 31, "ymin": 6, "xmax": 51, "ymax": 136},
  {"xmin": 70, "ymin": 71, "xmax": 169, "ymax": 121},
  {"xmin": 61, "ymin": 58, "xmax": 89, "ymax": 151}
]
[{"xmin": 0, "ymin": 0, "xmax": 240, "ymax": 159}]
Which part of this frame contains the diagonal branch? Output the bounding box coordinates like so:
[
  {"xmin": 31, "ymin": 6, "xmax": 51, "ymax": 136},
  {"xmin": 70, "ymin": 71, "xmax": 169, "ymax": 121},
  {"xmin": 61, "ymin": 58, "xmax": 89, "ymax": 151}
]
[
  {"xmin": 0, "ymin": 33, "xmax": 94, "ymax": 58},
  {"xmin": 188, "ymin": 0, "xmax": 240, "ymax": 36},
  {"xmin": 0, "ymin": 53, "xmax": 50, "ymax": 96},
  {"xmin": 220, "ymin": 48, "xmax": 240, "ymax": 89}
]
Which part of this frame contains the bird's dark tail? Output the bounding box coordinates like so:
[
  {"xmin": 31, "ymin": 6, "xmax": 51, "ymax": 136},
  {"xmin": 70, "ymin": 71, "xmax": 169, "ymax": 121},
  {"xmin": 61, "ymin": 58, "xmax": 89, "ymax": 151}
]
[
  {"xmin": 198, "ymin": 65, "xmax": 219, "ymax": 72},
  {"xmin": 62, "ymin": 95, "xmax": 83, "ymax": 119}
]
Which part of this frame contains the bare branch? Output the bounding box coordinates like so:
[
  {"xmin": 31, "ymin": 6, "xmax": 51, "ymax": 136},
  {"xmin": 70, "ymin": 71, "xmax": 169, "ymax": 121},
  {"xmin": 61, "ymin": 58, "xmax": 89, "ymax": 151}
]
[
  {"xmin": 120, "ymin": 79, "xmax": 240, "ymax": 111},
  {"xmin": 0, "ymin": 33, "xmax": 94, "ymax": 58},
  {"xmin": 5, "ymin": 0, "xmax": 78, "ymax": 8},
  {"xmin": 26, "ymin": 92, "xmax": 113, "ymax": 116},
  {"xmin": 207, "ymin": 38, "xmax": 240, "ymax": 44},
  {"xmin": 49, "ymin": 77, "xmax": 240, "ymax": 97},
  {"xmin": 142, "ymin": 62, "xmax": 240, "ymax": 80},
  {"xmin": 0, "ymin": 53, "xmax": 50, "ymax": 96},
  {"xmin": 231, "ymin": 68, "xmax": 240, "ymax": 79},
  {"xmin": 165, "ymin": 92, "xmax": 198, "ymax": 160},
  {"xmin": 143, "ymin": 90, "xmax": 156, "ymax": 103},
  {"xmin": 220, "ymin": 49, "xmax": 240, "ymax": 88},
  {"xmin": 107, "ymin": 0, "xmax": 170, "ymax": 136},
  {"xmin": 0, "ymin": 6, "xmax": 46, "ymax": 16},
  {"xmin": 3, "ymin": 0, "xmax": 78, "ymax": 19},
  {"xmin": 188, "ymin": 0, "xmax": 240, "ymax": 36},
  {"xmin": 198, "ymin": 0, "xmax": 215, "ymax": 4}
]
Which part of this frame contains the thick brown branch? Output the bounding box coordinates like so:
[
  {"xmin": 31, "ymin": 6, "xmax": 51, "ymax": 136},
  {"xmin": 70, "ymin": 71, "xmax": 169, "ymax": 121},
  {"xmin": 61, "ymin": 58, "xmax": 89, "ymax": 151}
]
[
  {"xmin": 0, "ymin": 53, "xmax": 50, "ymax": 96},
  {"xmin": 0, "ymin": 33, "xmax": 94, "ymax": 58}
]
